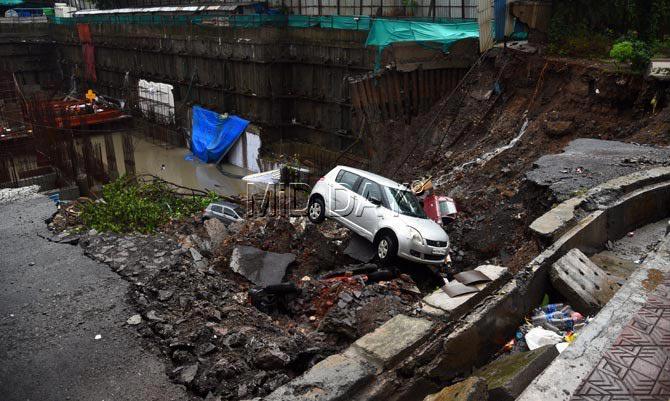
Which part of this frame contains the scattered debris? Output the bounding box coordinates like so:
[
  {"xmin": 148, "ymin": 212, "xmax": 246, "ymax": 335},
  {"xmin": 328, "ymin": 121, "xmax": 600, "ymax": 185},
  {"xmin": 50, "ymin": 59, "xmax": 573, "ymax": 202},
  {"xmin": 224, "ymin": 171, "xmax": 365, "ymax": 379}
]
[{"xmin": 127, "ymin": 314, "xmax": 142, "ymax": 325}]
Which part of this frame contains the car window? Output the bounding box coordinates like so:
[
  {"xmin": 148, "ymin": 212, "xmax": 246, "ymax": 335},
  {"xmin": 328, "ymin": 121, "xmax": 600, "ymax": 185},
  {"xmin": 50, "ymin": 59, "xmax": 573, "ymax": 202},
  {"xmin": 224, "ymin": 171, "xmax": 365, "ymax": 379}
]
[
  {"xmin": 211, "ymin": 205, "xmax": 223, "ymax": 213},
  {"xmin": 335, "ymin": 170, "xmax": 360, "ymax": 191},
  {"xmin": 223, "ymin": 207, "xmax": 236, "ymax": 217},
  {"xmin": 356, "ymin": 178, "xmax": 382, "ymax": 202},
  {"xmin": 383, "ymin": 187, "xmax": 427, "ymax": 218}
]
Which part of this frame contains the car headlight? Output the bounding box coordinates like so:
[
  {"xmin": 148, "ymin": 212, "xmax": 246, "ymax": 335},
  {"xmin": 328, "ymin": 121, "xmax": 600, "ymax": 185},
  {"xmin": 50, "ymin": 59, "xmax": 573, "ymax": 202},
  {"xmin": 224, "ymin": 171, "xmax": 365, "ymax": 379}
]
[{"xmin": 408, "ymin": 226, "xmax": 424, "ymax": 246}]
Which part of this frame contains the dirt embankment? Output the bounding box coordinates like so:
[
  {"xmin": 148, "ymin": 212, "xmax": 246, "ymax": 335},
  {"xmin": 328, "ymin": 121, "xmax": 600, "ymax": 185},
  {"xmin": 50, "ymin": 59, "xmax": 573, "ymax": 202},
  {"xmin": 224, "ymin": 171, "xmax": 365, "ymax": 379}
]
[{"xmin": 371, "ymin": 48, "xmax": 670, "ymax": 272}]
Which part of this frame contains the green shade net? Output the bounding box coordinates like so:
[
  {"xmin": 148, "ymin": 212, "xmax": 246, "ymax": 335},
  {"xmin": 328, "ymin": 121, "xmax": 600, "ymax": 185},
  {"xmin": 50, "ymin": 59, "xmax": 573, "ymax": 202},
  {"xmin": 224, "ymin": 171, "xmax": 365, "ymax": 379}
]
[
  {"xmin": 365, "ymin": 19, "xmax": 479, "ymax": 69},
  {"xmin": 0, "ymin": 0, "xmax": 24, "ymax": 5}
]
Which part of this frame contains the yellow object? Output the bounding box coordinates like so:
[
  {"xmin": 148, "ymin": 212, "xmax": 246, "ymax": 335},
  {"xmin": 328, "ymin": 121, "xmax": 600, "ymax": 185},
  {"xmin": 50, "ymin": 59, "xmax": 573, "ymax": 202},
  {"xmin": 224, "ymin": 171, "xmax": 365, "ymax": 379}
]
[
  {"xmin": 564, "ymin": 332, "xmax": 576, "ymax": 343},
  {"xmin": 85, "ymin": 89, "xmax": 96, "ymax": 103}
]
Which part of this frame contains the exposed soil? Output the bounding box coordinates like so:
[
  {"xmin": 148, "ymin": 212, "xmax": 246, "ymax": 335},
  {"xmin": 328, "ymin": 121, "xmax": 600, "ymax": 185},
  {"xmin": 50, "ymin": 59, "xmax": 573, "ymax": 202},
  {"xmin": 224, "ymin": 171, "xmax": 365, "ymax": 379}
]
[{"xmin": 369, "ymin": 48, "xmax": 670, "ymax": 273}]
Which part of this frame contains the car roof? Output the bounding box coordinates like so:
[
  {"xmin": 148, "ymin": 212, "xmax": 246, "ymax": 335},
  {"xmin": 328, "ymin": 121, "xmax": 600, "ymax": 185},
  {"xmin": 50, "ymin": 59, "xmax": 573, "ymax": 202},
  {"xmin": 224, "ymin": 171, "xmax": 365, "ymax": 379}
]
[
  {"xmin": 210, "ymin": 201, "xmax": 240, "ymax": 209},
  {"xmin": 335, "ymin": 165, "xmax": 408, "ymax": 190}
]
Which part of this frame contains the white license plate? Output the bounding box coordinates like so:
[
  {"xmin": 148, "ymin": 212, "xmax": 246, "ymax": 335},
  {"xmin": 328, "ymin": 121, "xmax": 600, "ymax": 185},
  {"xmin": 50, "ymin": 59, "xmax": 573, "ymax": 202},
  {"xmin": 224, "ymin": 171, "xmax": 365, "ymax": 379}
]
[{"xmin": 432, "ymin": 248, "xmax": 447, "ymax": 255}]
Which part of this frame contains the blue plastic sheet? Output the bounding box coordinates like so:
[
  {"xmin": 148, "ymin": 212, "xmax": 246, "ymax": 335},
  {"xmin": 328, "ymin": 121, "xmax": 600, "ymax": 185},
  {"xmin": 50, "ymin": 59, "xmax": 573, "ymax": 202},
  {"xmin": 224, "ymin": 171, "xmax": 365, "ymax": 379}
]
[{"xmin": 191, "ymin": 105, "xmax": 249, "ymax": 163}]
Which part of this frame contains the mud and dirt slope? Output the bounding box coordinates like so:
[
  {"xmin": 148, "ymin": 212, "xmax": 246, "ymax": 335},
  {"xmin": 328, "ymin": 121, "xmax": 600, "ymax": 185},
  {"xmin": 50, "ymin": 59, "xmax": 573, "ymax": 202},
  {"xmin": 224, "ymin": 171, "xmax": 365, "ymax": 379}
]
[{"xmin": 371, "ymin": 48, "xmax": 670, "ymax": 272}]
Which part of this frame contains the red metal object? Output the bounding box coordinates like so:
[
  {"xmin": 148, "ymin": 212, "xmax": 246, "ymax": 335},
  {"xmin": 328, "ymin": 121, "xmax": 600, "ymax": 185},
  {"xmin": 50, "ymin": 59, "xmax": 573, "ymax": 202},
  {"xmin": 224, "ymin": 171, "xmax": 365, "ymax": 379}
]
[
  {"xmin": 423, "ymin": 194, "xmax": 457, "ymax": 225},
  {"xmin": 39, "ymin": 99, "xmax": 129, "ymax": 129}
]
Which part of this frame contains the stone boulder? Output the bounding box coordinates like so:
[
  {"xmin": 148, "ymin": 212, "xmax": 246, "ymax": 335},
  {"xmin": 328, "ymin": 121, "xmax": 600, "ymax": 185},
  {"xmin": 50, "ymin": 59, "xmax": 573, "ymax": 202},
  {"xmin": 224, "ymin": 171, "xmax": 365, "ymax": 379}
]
[{"xmin": 204, "ymin": 218, "xmax": 228, "ymax": 248}]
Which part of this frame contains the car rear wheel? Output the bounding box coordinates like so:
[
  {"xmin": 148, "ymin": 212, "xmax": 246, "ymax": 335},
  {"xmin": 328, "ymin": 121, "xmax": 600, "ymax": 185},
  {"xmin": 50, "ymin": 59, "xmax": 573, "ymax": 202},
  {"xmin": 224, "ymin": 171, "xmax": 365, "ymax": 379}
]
[
  {"xmin": 375, "ymin": 232, "xmax": 398, "ymax": 265},
  {"xmin": 308, "ymin": 197, "xmax": 325, "ymax": 224}
]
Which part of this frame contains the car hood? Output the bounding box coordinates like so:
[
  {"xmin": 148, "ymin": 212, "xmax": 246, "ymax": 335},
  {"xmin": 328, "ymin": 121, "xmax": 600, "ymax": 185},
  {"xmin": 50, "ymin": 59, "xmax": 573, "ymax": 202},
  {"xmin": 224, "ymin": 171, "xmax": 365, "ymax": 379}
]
[{"xmin": 399, "ymin": 215, "xmax": 448, "ymax": 242}]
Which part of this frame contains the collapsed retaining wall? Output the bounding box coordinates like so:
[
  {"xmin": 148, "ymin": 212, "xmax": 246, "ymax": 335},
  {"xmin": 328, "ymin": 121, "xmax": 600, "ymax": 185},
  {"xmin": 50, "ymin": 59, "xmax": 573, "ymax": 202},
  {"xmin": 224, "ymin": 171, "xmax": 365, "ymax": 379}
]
[{"xmin": 260, "ymin": 166, "xmax": 670, "ymax": 401}]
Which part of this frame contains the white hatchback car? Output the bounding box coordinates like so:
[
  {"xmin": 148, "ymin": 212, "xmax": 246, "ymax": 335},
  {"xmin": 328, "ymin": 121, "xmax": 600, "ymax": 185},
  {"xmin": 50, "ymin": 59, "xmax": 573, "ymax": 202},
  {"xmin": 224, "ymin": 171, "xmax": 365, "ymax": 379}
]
[{"xmin": 307, "ymin": 166, "xmax": 450, "ymax": 265}]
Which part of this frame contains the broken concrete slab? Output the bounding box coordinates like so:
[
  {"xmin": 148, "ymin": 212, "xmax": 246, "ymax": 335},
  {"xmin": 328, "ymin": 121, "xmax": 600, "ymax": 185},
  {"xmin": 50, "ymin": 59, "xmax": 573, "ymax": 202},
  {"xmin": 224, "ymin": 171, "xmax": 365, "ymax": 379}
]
[
  {"xmin": 422, "ymin": 265, "xmax": 509, "ymax": 317},
  {"xmin": 343, "ymin": 233, "xmax": 375, "ymax": 263},
  {"xmin": 550, "ymin": 248, "xmax": 620, "ymax": 315},
  {"xmin": 229, "ymin": 246, "xmax": 296, "ymax": 287},
  {"xmin": 264, "ymin": 353, "xmax": 375, "ymax": 401},
  {"xmin": 475, "ymin": 345, "xmax": 558, "ymax": 401},
  {"xmin": 348, "ymin": 314, "xmax": 433, "ymax": 368},
  {"xmin": 423, "ymin": 377, "xmax": 488, "ymax": 401},
  {"xmin": 530, "ymin": 196, "xmax": 584, "ymax": 241}
]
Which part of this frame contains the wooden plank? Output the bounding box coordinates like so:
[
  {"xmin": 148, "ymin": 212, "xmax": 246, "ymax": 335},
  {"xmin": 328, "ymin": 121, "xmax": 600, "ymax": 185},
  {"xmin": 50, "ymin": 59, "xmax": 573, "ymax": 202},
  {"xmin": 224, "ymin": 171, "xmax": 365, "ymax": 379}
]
[
  {"xmin": 377, "ymin": 76, "xmax": 388, "ymax": 120},
  {"xmin": 390, "ymin": 71, "xmax": 401, "ymax": 117},
  {"xmin": 363, "ymin": 76, "xmax": 378, "ymax": 122},
  {"xmin": 392, "ymin": 71, "xmax": 402, "ymax": 117},
  {"xmin": 411, "ymin": 70, "xmax": 419, "ymax": 115}
]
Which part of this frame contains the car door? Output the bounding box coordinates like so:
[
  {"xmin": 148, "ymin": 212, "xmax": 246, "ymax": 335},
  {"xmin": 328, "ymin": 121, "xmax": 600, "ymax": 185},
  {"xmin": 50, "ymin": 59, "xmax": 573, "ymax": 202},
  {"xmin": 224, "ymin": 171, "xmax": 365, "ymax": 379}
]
[
  {"xmin": 351, "ymin": 178, "xmax": 384, "ymax": 241},
  {"xmin": 331, "ymin": 169, "xmax": 360, "ymax": 228}
]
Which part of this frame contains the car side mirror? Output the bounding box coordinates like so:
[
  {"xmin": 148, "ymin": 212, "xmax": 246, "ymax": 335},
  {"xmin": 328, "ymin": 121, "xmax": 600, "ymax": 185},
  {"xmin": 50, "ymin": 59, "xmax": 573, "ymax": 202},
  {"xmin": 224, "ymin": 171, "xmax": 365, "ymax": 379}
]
[{"xmin": 369, "ymin": 196, "xmax": 382, "ymax": 206}]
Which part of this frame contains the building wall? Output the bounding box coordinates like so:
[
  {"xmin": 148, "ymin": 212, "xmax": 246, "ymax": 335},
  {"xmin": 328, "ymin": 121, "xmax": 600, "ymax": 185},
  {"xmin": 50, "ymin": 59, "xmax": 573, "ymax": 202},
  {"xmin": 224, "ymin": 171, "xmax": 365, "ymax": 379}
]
[{"xmin": 3, "ymin": 21, "xmax": 478, "ymax": 153}]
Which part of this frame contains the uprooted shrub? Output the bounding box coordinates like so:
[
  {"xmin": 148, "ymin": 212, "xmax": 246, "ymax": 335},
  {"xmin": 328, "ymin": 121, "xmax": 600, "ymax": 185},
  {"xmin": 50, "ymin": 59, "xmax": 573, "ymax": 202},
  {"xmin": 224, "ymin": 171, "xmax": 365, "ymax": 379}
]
[{"xmin": 81, "ymin": 175, "xmax": 219, "ymax": 233}]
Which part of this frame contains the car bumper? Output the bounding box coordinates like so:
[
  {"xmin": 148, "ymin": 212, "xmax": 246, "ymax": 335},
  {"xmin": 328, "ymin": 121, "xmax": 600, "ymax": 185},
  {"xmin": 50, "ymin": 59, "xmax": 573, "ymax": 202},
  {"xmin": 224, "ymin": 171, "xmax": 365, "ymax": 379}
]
[{"xmin": 398, "ymin": 242, "xmax": 449, "ymax": 265}]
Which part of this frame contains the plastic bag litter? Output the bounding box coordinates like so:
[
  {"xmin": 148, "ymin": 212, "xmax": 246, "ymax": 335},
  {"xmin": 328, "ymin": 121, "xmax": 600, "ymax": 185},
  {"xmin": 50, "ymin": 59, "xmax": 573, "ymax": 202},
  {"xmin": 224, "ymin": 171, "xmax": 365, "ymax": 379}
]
[
  {"xmin": 556, "ymin": 342, "xmax": 569, "ymax": 353},
  {"xmin": 525, "ymin": 327, "xmax": 563, "ymax": 350}
]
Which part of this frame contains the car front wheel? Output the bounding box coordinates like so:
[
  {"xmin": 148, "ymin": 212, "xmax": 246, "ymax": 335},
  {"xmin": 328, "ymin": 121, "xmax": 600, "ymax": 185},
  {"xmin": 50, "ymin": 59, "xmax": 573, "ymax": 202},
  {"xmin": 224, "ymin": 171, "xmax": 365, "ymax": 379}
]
[
  {"xmin": 308, "ymin": 197, "xmax": 325, "ymax": 224},
  {"xmin": 375, "ymin": 232, "xmax": 398, "ymax": 265}
]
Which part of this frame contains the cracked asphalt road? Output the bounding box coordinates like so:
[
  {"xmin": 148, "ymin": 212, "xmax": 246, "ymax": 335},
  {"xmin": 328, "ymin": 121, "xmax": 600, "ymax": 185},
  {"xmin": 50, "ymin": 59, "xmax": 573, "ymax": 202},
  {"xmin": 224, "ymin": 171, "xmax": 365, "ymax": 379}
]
[{"xmin": 0, "ymin": 196, "xmax": 192, "ymax": 401}]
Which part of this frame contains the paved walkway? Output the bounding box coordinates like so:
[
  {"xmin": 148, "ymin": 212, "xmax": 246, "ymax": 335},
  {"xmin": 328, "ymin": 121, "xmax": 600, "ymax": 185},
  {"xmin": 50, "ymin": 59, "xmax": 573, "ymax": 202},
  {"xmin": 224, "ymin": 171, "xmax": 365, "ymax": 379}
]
[
  {"xmin": 571, "ymin": 272, "xmax": 670, "ymax": 400},
  {"xmin": 0, "ymin": 196, "xmax": 192, "ymax": 401}
]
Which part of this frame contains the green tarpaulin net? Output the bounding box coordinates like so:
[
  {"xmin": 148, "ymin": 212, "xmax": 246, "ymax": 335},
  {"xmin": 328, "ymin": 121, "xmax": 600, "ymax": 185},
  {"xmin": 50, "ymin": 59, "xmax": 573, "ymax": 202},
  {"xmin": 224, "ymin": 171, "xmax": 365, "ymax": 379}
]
[{"xmin": 365, "ymin": 19, "xmax": 479, "ymax": 69}]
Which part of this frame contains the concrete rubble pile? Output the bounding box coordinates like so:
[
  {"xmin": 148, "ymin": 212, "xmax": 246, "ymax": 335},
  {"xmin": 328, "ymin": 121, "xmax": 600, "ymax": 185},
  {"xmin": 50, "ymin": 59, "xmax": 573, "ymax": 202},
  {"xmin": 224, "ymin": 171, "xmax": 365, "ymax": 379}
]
[{"xmin": 49, "ymin": 207, "xmax": 424, "ymax": 400}]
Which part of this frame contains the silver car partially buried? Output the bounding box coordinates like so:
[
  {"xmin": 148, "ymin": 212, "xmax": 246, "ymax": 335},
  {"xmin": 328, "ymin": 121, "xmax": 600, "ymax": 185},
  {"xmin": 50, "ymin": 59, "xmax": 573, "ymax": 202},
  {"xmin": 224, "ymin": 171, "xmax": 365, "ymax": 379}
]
[{"xmin": 307, "ymin": 166, "xmax": 450, "ymax": 266}]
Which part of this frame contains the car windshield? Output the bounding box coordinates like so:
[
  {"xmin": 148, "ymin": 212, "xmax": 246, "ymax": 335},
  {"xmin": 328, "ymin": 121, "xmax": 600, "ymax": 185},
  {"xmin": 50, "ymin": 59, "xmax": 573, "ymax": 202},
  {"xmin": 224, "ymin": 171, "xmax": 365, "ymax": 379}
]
[{"xmin": 383, "ymin": 187, "xmax": 427, "ymax": 218}]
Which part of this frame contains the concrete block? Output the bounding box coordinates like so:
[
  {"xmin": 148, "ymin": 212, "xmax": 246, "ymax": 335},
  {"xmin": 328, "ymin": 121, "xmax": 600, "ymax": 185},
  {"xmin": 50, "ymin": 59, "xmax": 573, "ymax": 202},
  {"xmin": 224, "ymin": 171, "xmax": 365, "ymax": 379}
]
[
  {"xmin": 229, "ymin": 245, "xmax": 296, "ymax": 287},
  {"xmin": 475, "ymin": 345, "xmax": 559, "ymax": 401},
  {"xmin": 423, "ymin": 377, "xmax": 487, "ymax": 401},
  {"xmin": 421, "ymin": 265, "xmax": 509, "ymax": 318},
  {"xmin": 343, "ymin": 233, "xmax": 375, "ymax": 263},
  {"xmin": 264, "ymin": 353, "xmax": 375, "ymax": 401},
  {"xmin": 550, "ymin": 248, "xmax": 620, "ymax": 315},
  {"xmin": 349, "ymin": 314, "xmax": 433, "ymax": 368}
]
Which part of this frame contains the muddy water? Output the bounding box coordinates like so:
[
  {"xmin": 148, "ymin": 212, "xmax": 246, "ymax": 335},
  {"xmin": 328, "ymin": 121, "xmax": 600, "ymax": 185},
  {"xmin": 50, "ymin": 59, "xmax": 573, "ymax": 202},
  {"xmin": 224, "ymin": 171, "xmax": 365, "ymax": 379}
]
[{"xmin": 89, "ymin": 132, "xmax": 247, "ymax": 196}]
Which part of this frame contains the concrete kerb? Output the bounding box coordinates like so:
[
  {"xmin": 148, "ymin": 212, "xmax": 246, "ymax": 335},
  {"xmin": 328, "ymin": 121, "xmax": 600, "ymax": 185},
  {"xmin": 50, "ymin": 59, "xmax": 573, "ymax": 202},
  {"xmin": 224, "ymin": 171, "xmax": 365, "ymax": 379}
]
[
  {"xmin": 262, "ymin": 170, "xmax": 670, "ymax": 401},
  {"xmin": 531, "ymin": 166, "xmax": 670, "ymax": 242},
  {"xmin": 517, "ymin": 233, "xmax": 670, "ymax": 401}
]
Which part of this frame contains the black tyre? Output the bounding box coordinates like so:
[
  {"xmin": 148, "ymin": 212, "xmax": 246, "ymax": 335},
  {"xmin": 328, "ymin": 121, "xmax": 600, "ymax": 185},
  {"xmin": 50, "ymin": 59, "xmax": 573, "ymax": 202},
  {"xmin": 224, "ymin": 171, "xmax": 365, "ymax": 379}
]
[
  {"xmin": 375, "ymin": 232, "xmax": 398, "ymax": 266},
  {"xmin": 307, "ymin": 197, "xmax": 326, "ymax": 224}
]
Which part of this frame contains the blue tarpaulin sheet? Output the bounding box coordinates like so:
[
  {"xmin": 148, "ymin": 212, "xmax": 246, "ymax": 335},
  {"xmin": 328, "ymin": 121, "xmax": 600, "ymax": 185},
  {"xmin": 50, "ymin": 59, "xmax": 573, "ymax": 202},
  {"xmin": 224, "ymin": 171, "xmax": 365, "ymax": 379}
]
[{"xmin": 191, "ymin": 105, "xmax": 249, "ymax": 163}]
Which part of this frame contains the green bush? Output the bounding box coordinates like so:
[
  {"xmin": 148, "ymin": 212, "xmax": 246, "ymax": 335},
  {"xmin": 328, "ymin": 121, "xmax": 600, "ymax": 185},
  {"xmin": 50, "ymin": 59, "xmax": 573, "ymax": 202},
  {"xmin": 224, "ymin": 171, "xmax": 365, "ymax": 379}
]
[
  {"xmin": 609, "ymin": 39, "xmax": 652, "ymax": 71},
  {"xmin": 81, "ymin": 176, "xmax": 219, "ymax": 233}
]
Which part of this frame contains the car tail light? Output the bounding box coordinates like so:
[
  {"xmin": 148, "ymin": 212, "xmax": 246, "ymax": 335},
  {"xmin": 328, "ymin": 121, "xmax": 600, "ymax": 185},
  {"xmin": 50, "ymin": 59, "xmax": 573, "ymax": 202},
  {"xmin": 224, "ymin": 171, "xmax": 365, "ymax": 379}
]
[{"xmin": 318, "ymin": 176, "xmax": 325, "ymax": 182}]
